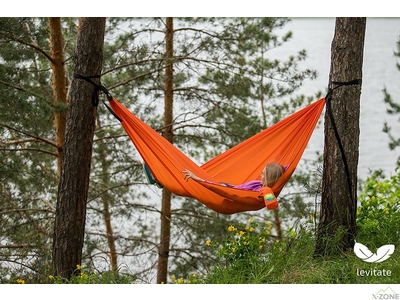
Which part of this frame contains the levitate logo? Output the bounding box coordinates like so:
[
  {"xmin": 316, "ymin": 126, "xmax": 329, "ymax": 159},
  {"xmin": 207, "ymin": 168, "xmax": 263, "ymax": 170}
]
[
  {"xmin": 354, "ymin": 241, "xmax": 395, "ymax": 263},
  {"xmin": 354, "ymin": 241, "xmax": 395, "ymax": 277}
]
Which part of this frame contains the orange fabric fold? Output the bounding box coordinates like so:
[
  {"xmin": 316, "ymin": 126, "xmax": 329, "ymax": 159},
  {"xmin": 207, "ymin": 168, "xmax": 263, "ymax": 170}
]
[{"xmin": 109, "ymin": 98, "xmax": 326, "ymax": 214}]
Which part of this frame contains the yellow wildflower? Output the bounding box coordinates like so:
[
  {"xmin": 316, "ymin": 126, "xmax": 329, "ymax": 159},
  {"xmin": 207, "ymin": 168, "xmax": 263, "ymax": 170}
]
[
  {"xmin": 232, "ymin": 248, "xmax": 236, "ymax": 253},
  {"xmin": 16, "ymin": 279, "xmax": 25, "ymax": 284},
  {"xmin": 265, "ymin": 221, "xmax": 272, "ymax": 227},
  {"xmin": 228, "ymin": 225, "xmax": 236, "ymax": 232},
  {"xmin": 249, "ymin": 217, "xmax": 254, "ymax": 223},
  {"xmin": 239, "ymin": 231, "xmax": 245, "ymax": 236},
  {"xmin": 259, "ymin": 245, "xmax": 263, "ymax": 250},
  {"xmin": 206, "ymin": 239, "xmax": 211, "ymax": 246},
  {"xmin": 265, "ymin": 229, "xmax": 270, "ymax": 235},
  {"xmin": 275, "ymin": 239, "xmax": 280, "ymax": 243},
  {"xmin": 170, "ymin": 275, "xmax": 176, "ymax": 280},
  {"xmin": 249, "ymin": 227, "xmax": 254, "ymax": 232},
  {"xmin": 385, "ymin": 209, "xmax": 389, "ymax": 215},
  {"xmin": 76, "ymin": 264, "xmax": 82, "ymax": 270}
]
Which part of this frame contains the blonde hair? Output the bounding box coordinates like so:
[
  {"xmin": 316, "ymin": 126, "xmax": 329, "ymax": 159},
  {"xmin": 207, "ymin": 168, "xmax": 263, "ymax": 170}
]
[{"xmin": 262, "ymin": 163, "xmax": 285, "ymax": 187}]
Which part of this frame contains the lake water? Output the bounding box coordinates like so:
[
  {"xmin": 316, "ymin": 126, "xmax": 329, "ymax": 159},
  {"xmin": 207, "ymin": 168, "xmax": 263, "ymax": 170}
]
[{"xmin": 273, "ymin": 18, "xmax": 400, "ymax": 181}]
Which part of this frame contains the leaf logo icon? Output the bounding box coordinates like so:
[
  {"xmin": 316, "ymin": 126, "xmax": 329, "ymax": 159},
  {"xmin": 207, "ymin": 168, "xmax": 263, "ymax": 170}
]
[{"xmin": 354, "ymin": 241, "xmax": 395, "ymax": 263}]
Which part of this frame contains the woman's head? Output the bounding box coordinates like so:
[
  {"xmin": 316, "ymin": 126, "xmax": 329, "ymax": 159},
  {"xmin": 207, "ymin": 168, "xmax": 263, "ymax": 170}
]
[{"xmin": 261, "ymin": 163, "xmax": 285, "ymax": 187}]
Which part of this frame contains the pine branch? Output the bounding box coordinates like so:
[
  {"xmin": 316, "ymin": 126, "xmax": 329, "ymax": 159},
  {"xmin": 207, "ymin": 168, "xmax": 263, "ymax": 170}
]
[
  {"xmin": 0, "ymin": 147, "xmax": 58, "ymax": 157},
  {"xmin": 0, "ymin": 123, "xmax": 57, "ymax": 148},
  {"xmin": 0, "ymin": 207, "xmax": 55, "ymax": 215},
  {"xmin": 2, "ymin": 137, "xmax": 37, "ymax": 145},
  {"xmin": 0, "ymin": 29, "xmax": 53, "ymax": 64},
  {"xmin": 0, "ymin": 80, "xmax": 43, "ymax": 99},
  {"xmin": 102, "ymin": 58, "xmax": 165, "ymax": 76},
  {"xmin": 105, "ymin": 66, "xmax": 166, "ymax": 91},
  {"xmin": 0, "ymin": 243, "xmax": 37, "ymax": 249}
]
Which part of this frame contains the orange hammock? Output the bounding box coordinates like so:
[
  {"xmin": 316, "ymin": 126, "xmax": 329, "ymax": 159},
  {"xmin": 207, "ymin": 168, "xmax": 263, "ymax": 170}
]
[{"xmin": 109, "ymin": 98, "xmax": 326, "ymax": 214}]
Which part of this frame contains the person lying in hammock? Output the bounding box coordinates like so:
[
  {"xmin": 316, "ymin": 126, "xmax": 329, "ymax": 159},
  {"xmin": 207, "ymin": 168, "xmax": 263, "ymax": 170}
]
[
  {"xmin": 182, "ymin": 163, "xmax": 285, "ymax": 210},
  {"xmin": 182, "ymin": 163, "xmax": 285, "ymax": 191}
]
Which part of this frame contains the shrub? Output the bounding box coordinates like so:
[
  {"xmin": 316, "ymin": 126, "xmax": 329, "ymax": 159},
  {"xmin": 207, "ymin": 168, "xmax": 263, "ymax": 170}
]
[{"xmin": 357, "ymin": 167, "xmax": 400, "ymax": 248}]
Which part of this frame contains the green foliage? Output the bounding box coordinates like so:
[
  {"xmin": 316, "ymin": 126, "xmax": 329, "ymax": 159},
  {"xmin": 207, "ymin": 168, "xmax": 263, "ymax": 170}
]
[
  {"xmin": 7, "ymin": 166, "xmax": 400, "ymax": 284},
  {"xmin": 0, "ymin": 17, "xmax": 156, "ymax": 280},
  {"xmin": 8, "ymin": 265, "xmax": 137, "ymax": 284},
  {"xmin": 172, "ymin": 220, "xmax": 400, "ymax": 284},
  {"xmin": 51, "ymin": 268, "xmax": 137, "ymax": 284},
  {"xmin": 382, "ymin": 35, "xmax": 400, "ymax": 166},
  {"xmin": 169, "ymin": 199, "xmax": 235, "ymax": 278},
  {"xmin": 170, "ymin": 218, "xmax": 286, "ymax": 284},
  {"xmin": 167, "ymin": 168, "xmax": 400, "ymax": 284},
  {"xmin": 357, "ymin": 167, "xmax": 400, "ymax": 248},
  {"xmin": 0, "ymin": 17, "xmax": 67, "ymax": 281}
]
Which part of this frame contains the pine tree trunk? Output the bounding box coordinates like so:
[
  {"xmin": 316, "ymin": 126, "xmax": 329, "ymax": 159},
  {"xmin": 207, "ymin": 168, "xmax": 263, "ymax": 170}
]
[
  {"xmin": 48, "ymin": 17, "xmax": 67, "ymax": 177},
  {"xmin": 96, "ymin": 116, "xmax": 118, "ymax": 272},
  {"xmin": 52, "ymin": 17, "xmax": 106, "ymax": 279},
  {"xmin": 314, "ymin": 17, "xmax": 366, "ymax": 256},
  {"xmin": 157, "ymin": 17, "xmax": 174, "ymax": 284}
]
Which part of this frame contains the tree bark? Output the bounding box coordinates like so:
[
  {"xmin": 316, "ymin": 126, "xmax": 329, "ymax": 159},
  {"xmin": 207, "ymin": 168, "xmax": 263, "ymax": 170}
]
[
  {"xmin": 314, "ymin": 18, "xmax": 366, "ymax": 256},
  {"xmin": 52, "ymin": 17, "xmax": 106, "ymax": 279},
  {"xmin": 48, "ymin": 17, "xmax": 67, "ymax": 177},
  {"xmin": 157, "ymin": 17, "xmax": 174, "ymax": 284}
]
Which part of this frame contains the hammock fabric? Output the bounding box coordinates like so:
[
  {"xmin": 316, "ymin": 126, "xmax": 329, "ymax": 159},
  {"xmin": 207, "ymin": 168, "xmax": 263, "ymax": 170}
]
[{"xmin": 109, "ymin": 98, "xmax": 326, "ymax": 214}]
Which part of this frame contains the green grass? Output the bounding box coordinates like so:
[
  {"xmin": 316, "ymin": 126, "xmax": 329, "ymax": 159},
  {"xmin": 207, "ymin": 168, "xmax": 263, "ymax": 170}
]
[
  {"xmin": 10, "ymin": 226, "xmax": 400, "ymax": 284},
  {"xmin": 10, "ymin": 168, "xmax": 400, "ymax": 285},
  {"xmin": 181, "ymin": 169, "xmax": 400, "ymax": 284},
  {"xmin": 178, "ymin": 227, "xmax": 400, "ymax": 284}
]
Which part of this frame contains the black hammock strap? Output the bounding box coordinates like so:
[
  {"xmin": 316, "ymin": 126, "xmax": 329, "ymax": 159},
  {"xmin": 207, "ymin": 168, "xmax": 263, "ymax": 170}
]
[
  {"xmin": 73, "ymin": 73, "xmax": 122, "ymax": 122},
  {"xmin": 324, "ymin": 79, "xmax": 362, "ymax": 204},
  {"xmin": 326, "ymin": 79, "xmax": 362, "ymax": 99}
]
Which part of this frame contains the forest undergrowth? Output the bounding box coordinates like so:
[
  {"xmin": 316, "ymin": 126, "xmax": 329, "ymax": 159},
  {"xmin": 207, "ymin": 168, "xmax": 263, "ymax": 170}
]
[{"xmin": 9, "ymin": 168, "xmax": 400, "ymax": 285}]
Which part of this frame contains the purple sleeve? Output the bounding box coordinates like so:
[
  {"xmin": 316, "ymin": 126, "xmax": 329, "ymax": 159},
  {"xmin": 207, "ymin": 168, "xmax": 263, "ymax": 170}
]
[
  {"xmin": 203, "ymin": 179, "xmax": 263, "ymax": 191},
  {"xmin": 233, "ymin": 180, "xmax": 263, "ymax": 191}
]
